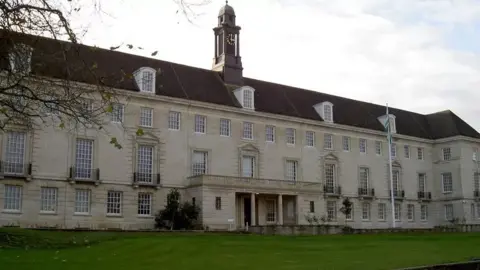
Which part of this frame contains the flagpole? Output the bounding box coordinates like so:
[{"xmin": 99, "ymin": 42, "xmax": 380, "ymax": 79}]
[{"xmin": 386, "ymin": 103, "xmax": 396, "ymax": 228}]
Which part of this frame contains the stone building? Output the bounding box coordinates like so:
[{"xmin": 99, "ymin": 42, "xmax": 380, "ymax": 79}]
[{"xmin": 0, "ymin": 3, "xmax": 479, "ymax": 230}]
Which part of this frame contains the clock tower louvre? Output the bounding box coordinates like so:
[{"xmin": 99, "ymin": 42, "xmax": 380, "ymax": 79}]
[{"xmin": 212, "ymin": 1, "xmax": 243, "ymax": 86}]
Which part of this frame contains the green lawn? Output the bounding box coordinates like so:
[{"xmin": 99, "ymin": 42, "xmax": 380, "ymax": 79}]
[{"xmin": 0, "ymin": 229, "xmax": 479, "ymax": 270}]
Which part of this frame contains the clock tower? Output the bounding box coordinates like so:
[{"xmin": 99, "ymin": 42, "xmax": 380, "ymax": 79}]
[{"xmin": 212, "ymin": 1, "xmax": 243, "ymax": 86}]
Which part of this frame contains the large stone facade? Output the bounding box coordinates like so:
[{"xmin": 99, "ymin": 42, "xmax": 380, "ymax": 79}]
[
  {"xmin": 0, "ymin": 2, "xmax": 479, "ymax": 231},
  {"xmin": 0, "ymin": 93, "xmax": 479, "ymax": 230}
]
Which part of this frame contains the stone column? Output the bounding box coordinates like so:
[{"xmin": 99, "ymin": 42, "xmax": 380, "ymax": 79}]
[
  {"xmin": 278, "ymin": 194, "xmax": 283, "ymax": 225},
  {"xmin": 251, "ymin": 193, "xmax": 256, "ymax": 226}
]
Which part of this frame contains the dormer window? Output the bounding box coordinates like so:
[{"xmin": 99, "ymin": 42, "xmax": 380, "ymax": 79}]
[
  {"xmin": 9, "ymin": 43, "xmax": 32, "ymax": 74},
  {"xmin": 313, "ymin": 101, "xmax": 334, "ymax": 123},
  {"xmin": 243, "ymin": 89, "xmax": 253, "ymax": 109},
  {"xmin": 134, "ymin": 67, "xmax": 156, "ymax": 93},
  {"xmin": 233, "ymin": 86, "xmax": 255, "ymax": 110},
  {"xmin": 377, "ymin": 114, "xmax": 397, "ymax": 134}
]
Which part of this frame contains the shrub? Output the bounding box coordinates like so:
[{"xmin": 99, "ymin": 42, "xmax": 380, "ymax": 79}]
[{"xmin": 155, "ymin": 189, "xmax": 201, "ymax": 230}]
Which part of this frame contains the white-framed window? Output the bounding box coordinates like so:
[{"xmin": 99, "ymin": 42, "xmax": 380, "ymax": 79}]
[
  {"xmin": 375, "ymin": 141, "xmax": 382, "ymax": 155},
  {"xmin": 404, "ymin": 145, "xmax": 410, "ymax": 159},
  {"xmin": 286, "ymin": 128, "xmax": 295, "ymax": 145},
  {"xmin": 285, "ymin": 160, "xmax": 298, "ymax": 182},
  {"xmin": 78, "ymin": 99, "xmax": 93, "ymax": 117},
  {"xmin": 392, "ymin": 170, "xmax": 400, "ymax": 192},
  {"xmin": 168, "ymin": 111, "xmax": 181, "ymax": 130},
  {"xmin": 444, "ymin": 204, "xmax": 453, "ymax": 220},
  {"xmin": 243, "ymin": 89, "xmax": 254, "ymax": 109},
  {"xmin": 4, "ymin": 131, "xmax": 26, "ymax": 174},
  {"xmin": 471, "ymin": 203, "xmax": 475, "ymax": 220},
  {"xmin": 342, "ymin": 136, "xmax": 350, "ymax": 151},
  {"xmin": 138, "ymin": 193, "xmax": 152, "ymax": 216},
  {"xmin": 477, "ymin": 203, "xmax": 480, "ymax": 219},
  {"xmin": 346, "ymin": 204, "xmax": 353, "ymax": 220},
  {"xmin": 107, "ymin": 191, "xmax": 122, "ymax": 215},
  {"xmin": 219, "ymin": 118, "xmax": 231, "ymax": 136},
  {"xmin": 110, "ymin": 103, "xmax": 124, "ymax": 123},
  {"xmin": 137, "ymin": 145, "xmax": 154, "ymax": 184},
  {"xmin": 378, "ymin": 203, "xmax": 386, "ymax": 221},
  {"xmin": 359, "ymin": 138, "xmax": 367, "ymax": 154},
  {"xmin": 3, "ymin": 185, "xmax": 22, "ymax": 211},
  {"xmin": 194, "ymin": 115, "xmax": 206, "ymax": 134},
  {"xmin": 265, "ymin": 125, "xmax": 275, "ymax": 142},
  {"xmin": 417, "ymin": 147, "xmax": 424, "ymax": 160},
  {"xmin": 266, "ymin": 199, "xmax": 276, "ymax": 222},
  {"xmin": 243, "ymin": 122, "xmax": 254, "ymax": 140},
  {"xmin": 473, "ymin": 148, "xmax": 478, "ymax": 161},
  {"xmin": 242, "ymin": 155, "xmax": 255, "ymax": 178},
  {"xmin": 192, "ymin": 150, "xmax": 208, "ymax": 176},
  {"xmin": 407, "ymin": 204, "xmax": 414, "ymax": 221},
  {"xmin": 324, "ymin": 134, "xmax": 333, "ymax": 149},
  {"xmin": 442, "ymin": 172, "xmax": 453, "ymax": 193},
  {"xmin": 442, "ymin": 148, "xmax": 451, "ymax": 161},
  {"xmin": 326, "ymin": 201, "xmax": 336, "ymax": 220},
  {"xmin": 394, "ymin": 203, "xmax": 401, "ymax": 221},
  {"xmin": 325, "ymin": 163, "xmax": 335, "ymax": 191},
  {"xmin": 305, "ymin": 131, "xmax": 315, "ymax": 147},
  {"xmin": 74, "ymin": 189, "xmax": 90, "ymax": 214},
  {"xmin": 420, "ymin": 205, "xmax": 428, "ymax": 221},
  {"xmin": 359, "ymin": 167, "xmax": 369, "ymax": 190},
  {"xmin": 474, "ymin": 173, "xmax": 480, "ymax": 192},
  {"xmin": 40, "ymin": 187, "xmax": 57, "ymax": 213},
  {"xmin": 75, "ymin": 138, "xmax": 94, "ymax": 179},
  {"xmin": 391, "ymin": 143, "xmax": 397, "ymax": 158},
  {"xmin": 323, "ymin": 104, "xmax": 333, "ymax": 122},
  {"xmin": 418, "ymin": 173, "xmax": 426, "ymax": 193},
  {"xmin": 139, "ymin": 107, "xmax": 153, "ymax": 127},
  {"xmin": 362, "ymin": 202, "xmax": 370, "ymax": 221},
  {"xmin": 141, "ymin": 70, "xmax": 154, "ymax": 93}
]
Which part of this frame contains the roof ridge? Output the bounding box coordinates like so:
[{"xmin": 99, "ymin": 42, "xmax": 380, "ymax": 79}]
[{"xmin": 244, "ymin": 77, "xmax": 427, "ymax": 118}]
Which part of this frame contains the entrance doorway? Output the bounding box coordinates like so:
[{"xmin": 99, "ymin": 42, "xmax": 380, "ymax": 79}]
[{"xmin": 243, "ymin": 197, "xmax": 251, "ymax": 226}]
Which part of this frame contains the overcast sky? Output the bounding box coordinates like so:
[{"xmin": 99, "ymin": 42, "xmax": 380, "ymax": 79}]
[{"xmin": 74, "ymin": 0, "xmax": 480, "ymax": 132}]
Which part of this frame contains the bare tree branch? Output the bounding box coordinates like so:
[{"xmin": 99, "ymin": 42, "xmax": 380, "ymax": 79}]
[{"xmin": 0, "ymin": 0, "xmax": 210, "ymax": 148}]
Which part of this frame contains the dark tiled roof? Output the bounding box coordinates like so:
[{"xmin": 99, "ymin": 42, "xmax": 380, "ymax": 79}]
[{"xmin": 1, "ymin": 30, "xmax": 479, "ymax": 140}]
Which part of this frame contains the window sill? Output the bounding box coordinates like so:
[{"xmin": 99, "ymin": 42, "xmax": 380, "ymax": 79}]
[
  {"xmin": 39, "ymin": 211, "xmax": 57, "ymax": 216},
  {"xmin": 220, "ymin": 134, "xmax": 231, "ymax": 137},
  {"xmin": 73, "ymin": 213, "xmax": 91, "ymax": 217},
  {"xmin": 137, "ymin": 215, "xmax": 154, "ymax": 219},
  {"xmin": 193, "ymin": 132, "xmax": 206, "ymax": 135},
  {"xmin": 106, "ymin": 214, "xmax": 123, "ymax": 218},
  {"xmin": 168, "ymin": 128, "xmax": 180, "ymax": 131},
  {"xmin": 2, "ymin": 210, "xmax": 22, "ymax": 215}
]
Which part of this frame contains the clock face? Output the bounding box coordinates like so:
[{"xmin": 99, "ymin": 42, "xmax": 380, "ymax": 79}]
[{"xmin": 226, "ymin": 33, "xmax": 235, "ymax": 45}]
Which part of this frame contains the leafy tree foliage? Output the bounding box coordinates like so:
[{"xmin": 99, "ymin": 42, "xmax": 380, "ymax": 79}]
[{"xmin": 155, "ymin": 188, "xmax": 201, "ymax": 230}]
